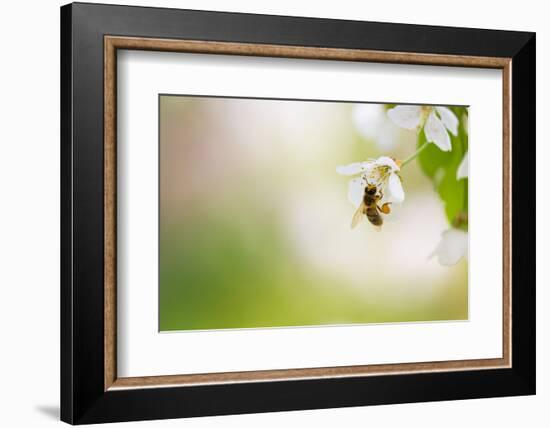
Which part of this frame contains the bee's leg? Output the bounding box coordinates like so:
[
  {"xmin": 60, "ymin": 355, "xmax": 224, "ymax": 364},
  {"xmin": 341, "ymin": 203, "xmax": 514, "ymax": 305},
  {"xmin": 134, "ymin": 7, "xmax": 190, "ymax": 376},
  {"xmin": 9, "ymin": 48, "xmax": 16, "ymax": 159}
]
[{"xmin": 378, "ymin": 202, "xmax": 392, "ymax": 215}]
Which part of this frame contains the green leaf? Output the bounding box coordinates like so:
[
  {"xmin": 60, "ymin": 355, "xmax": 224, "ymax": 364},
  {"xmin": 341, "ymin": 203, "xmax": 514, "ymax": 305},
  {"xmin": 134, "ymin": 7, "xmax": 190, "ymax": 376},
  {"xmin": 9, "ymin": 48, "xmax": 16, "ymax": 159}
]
[
  {"xmin": 416, "ymin": 130, "xmax": 453, "ymax": 179},
  {"xmin": 437, "ymin": 140, "xmax": 466, "ymax": 226},
  {"xmin": 415, "ymin": 106, "xmax": 468, "ymax": 228}
]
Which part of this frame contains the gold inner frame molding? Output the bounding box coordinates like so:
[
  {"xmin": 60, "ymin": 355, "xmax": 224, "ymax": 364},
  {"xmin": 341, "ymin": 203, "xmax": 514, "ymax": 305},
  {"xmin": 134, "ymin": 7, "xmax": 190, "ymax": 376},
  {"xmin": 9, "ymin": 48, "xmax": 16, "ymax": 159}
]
[{"xmin": 104, "ymin": 35, "xmax": 512, "ymax": 391}]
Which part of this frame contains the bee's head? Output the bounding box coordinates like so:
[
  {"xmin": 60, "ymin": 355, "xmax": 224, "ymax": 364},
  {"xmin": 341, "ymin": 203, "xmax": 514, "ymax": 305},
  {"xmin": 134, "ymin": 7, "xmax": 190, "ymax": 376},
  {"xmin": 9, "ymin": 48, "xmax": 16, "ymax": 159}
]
[{"xmin": 365, "ymin": 184, "xmax": 377, "ymax": 195}]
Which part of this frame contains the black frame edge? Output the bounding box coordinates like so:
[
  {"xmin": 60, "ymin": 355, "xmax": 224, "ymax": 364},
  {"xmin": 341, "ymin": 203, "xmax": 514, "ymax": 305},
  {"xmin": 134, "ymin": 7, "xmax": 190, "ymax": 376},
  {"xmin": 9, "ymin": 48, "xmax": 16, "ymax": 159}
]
[
  {"xmin": 60, "ymin": 3, "xmax": 74, "ymax": 425},
  {"xmin": 71, "ymin": 1, "xmax": 533, "ymax": 57},
  {"xmin": 510, "ymin": 33, "xmax": 536, "ymax": 394}
]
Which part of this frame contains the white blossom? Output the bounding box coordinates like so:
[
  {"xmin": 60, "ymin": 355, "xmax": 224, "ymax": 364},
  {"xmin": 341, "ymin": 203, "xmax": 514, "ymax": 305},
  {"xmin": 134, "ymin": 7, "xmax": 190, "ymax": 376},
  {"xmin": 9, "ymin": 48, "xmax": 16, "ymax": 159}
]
[
  {"xmin": 430, "ymin": 228, "xmax": 468, "ymax": 266},
  {"xmin": 336, "ymin": 156, "xmax": 404, "ymax": 209},
  {"xmin": 387, "ymin": 105, "xmax": 458, "ymax": 152},
  {"xmin": 462, "ymin": 112, "xmax": 469, "ymax": 135},
  {"xmin": 457, "ymin": 151, "xmax": 468, "ymax": 180}
]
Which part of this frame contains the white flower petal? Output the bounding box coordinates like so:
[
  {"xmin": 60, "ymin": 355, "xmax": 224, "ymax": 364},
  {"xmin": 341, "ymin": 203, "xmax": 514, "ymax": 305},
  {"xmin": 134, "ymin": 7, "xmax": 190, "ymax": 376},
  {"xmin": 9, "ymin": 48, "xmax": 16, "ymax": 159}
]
[
  {"xmin": 336, "ymin": 162, "xmax": 373, "ymax": 176},
  {"xmin": 386, "ymin": 173, "xmax": 405, "ymax": 204},
  {"xmin": 431, "ymin": 229, "xmax": 468, "ymax": 266},
  {"xmin": 375, "ymin": 156, "xmax": 400, "ymax": 172},
  {"xmin": 435, "ymin": 106, "xmax": 459, "ymax": 136},
  {"xmin": 462, "ymin": 112, "xmax": 469, "ymax": 135},
  {"xmin": 424, "ymin": 111, "xmax": 452, "ymax": 152},
  {"xmin": 348, "ymin": 177, "xmax": 366, "ymax": 208},
  {"xmin": 457, "ymin": 151, "xmax": 468, "ymax": 180},
  {"xmin": 387, "ymin": 105, "xmax": 423, "ymax": 130}
]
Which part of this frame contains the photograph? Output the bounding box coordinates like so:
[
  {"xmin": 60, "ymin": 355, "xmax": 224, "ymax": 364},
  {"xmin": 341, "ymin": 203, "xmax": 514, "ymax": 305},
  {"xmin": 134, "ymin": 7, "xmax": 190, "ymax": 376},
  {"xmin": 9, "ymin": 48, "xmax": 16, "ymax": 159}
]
[{"xmin": 159, "ymin": 96, "xmax": 470, "ymax": 332}]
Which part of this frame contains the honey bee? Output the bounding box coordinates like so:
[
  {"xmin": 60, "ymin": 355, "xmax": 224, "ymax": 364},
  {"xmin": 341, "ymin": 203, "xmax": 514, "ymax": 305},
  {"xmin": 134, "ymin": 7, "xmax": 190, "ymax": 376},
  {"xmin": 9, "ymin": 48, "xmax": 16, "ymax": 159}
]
[{"xmin": 351, "ymin": 184, "xmax": 392, "ymax": 229}]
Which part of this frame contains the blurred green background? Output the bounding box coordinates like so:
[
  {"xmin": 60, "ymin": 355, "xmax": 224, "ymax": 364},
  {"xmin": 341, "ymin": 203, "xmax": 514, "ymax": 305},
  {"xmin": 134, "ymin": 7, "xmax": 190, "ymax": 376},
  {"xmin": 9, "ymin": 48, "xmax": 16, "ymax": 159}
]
[{"xmin": 159, "ymin": 96, "xmax": 468, "ymax": 331}]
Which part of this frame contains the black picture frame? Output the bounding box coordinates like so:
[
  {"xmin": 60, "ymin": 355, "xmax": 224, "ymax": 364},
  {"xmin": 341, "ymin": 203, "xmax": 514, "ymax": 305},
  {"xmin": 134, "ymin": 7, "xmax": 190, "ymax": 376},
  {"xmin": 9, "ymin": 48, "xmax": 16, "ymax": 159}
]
[{"xmin": 61, "ymin": 2, "xmax": 535, "ymax": 424}]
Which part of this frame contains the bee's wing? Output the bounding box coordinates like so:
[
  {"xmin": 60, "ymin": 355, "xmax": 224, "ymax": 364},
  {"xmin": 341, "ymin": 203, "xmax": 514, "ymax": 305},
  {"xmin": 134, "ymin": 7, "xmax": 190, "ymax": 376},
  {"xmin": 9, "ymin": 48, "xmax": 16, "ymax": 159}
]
[{"xmin": 351, "ymin": 203, "xmax": 366, "ymax": 229}]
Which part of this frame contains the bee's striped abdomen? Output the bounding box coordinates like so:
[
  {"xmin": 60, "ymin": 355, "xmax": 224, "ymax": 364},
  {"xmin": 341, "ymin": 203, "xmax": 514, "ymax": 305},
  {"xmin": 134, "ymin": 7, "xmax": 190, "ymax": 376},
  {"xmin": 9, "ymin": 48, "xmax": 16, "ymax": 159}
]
[{"xmin": 366, "ymin": 206, "xmax": 383, "ymax": 226}]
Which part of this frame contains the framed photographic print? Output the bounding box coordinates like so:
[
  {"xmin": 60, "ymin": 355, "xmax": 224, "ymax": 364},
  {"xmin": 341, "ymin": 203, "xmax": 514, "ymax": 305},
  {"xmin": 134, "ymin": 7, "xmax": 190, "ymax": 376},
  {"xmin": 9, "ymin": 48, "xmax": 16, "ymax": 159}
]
[{"xmin": 60, "ymin": 2, "xmax": 536, "ymax": 424}]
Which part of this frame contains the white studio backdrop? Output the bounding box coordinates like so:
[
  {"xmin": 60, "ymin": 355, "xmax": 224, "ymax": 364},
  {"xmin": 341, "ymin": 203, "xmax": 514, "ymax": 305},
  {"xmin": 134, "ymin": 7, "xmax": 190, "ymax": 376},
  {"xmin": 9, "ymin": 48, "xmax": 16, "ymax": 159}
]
[{"xmin": 0, "ymin": 1, "xmax": 546, "ymax": 427}]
